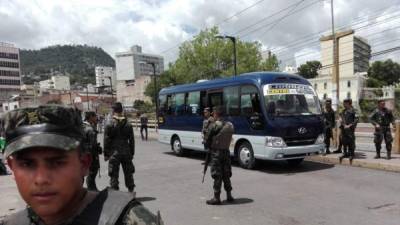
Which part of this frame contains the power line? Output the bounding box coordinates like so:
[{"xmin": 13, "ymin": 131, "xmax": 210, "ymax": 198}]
[
  {"xmin": 161, "ymin": 0, "xmax": 269, "ymax": 54},
  {"xmin": 233, "ymin": 0, "xmax": 309, "ymax": 36},
  {"xmin": 216, "ymin": 0, "xmax": 267, "ymax": 26},
  {"xmin": 267, "ymin": 7, "xmax": 400, "ymax": 55},
  {"xmin": 238, "ymin": 0, "xmax": 323, "ymax": 38}
]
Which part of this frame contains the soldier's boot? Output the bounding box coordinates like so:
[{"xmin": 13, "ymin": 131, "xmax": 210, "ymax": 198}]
[
  {"xmin": 386, "ymin": 151, "xmax": 391, "ymax": 160},
  {"xmin": 374, "ymin": 146, "xmax": 381, "ymax": 159},
  {"xmin": 128, "ymin": 186, "xmax": 136, "ymax": 198},
  {"xmin": 206, "ymin": 192, "xmax": 221, "ymax": 205},
  {"xmin": 226, "ymin": 191, "xmax": 235, "ymax": 202}
]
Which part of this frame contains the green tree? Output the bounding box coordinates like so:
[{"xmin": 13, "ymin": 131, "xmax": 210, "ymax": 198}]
[
  {"xmin": 368, "ymin": 59, "xmax": 400, "ymax": 86},
  {"xmin": 145, "ymin": 26, "xmax": 264, "ymax": 99},
  {"xmin": 261, "ymin": 51, "xmax": 279, "ymax": 71},
  {"xmin": 297, "ymin": 60, "xmax": 321, "ymax": 79}
]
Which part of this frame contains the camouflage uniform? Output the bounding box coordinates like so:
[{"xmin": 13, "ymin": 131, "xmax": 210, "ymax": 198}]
[
  {"xmin": 0, "ymin": 105, "xmax": 163, "ymax": 225},
  {"xmin": 323, "ymin": 105, "xmax": 335, "ymax": 154},
  {"xmin": 339, "ymin": 106, "xmax": 358, "ymax": 159},
  {"xmin": 370, "ymin": 107, "xmax": 395, "ymax": 159},
  {"xmin": 202, "ymin": 116, "xmax": 215, "ymax": 149},
  {"xmin": 104, "ymin": 115, "xmax": 135, "ymax": 191},
  {"xmin": 206, "ymin": 117, "xmax": 234, "ymax": 204},
  {"xmin": 83, "ymin": 121, "xmax": 102, "ymax": 191}
]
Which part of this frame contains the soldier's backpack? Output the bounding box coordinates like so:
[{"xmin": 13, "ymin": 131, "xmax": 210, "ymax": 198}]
[{"xmin": 211, "ymin": 121, "xmax": 234, "ymax": 150}]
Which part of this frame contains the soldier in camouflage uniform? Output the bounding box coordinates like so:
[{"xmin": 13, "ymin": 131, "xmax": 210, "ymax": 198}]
[
  {"xmin": 202, "ymin": 107, "xmax": 214, "ymax": 149},
  {"xmin": 205, "ymin": 106, "xmax": 235, "ymax": 205},
  {"xmin": 0, "ymin": 105, "xmax": 163, "ymax": 225},
  {"xmin": 339, "ymin": 99, "xmax": 358, "ymax": 161},
  {"xmin": 322, "ymin": 99, "xmax": 335, "ymax": 155},
  {"xmin": 370, "ymin": 99, "xmax": 396, "ymax": 160},
  {"xmin": 104, "ymin": 102, "xmax": 135, "ymax": 193},
  {"xmin": 83, "ymin": 111, "xmax": 102, "ymax": 191}
]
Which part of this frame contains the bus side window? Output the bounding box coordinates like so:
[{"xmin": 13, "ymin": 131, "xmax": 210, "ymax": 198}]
[
  {"xmin": 241, "ymin": 85, "xmax": 261, "ymax": 116},
  {"xmin": 223, "ymin": 86, "xmax": 239, "ymax": 116},
  {"xmin": 175, "ymin": 93, "xmax": 185, "ymax": 116},
  {"xmin": 167, "ymin": 94, "xmax": 175, "ymax": 115},
  {"xmin": 187, "ymin": 91, "xmax": 200, "ymax": 115},
  {"xmin": 159, "ymin": 95, "xmax": 167, "ymax": 115}
]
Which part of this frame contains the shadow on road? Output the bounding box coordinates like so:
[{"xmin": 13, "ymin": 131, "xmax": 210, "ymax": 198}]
[
  {"xmin": 163, "ymin": 151, "xmax": 334, "ymax": 174},
  {"xmin": 256, "ymin": 160, "xmax": 334, "ymax": 174},
  {"xmin": 135, "ymin": 196, "xmax": 157, "ymax": 203},
  {"xmin": 221, "ymin": 198, "xmax": 254, "ymax": 205}
]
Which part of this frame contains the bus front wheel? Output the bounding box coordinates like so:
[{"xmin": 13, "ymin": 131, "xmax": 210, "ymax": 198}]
[
  {"xmin": 237, "ymin": 142, "xmax": 256, "ymax": 169},
  {"xmin": 171, "ymin": 136, "xmax": 184, "ymax": 156}
]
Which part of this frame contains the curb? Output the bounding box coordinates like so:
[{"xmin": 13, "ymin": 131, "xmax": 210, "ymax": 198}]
[{"xmin": 306, "ymin": 155, "xmax": 400, "ymax": 173}]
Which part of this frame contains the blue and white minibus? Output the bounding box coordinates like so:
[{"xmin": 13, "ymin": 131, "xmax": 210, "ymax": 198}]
[{"xmin": 157, "ymin": 72, "xmax": 324, "ymax": 169}]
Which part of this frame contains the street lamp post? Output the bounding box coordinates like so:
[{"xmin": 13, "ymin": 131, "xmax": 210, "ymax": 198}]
[
  {"xmin": 215, "ymin": 35, "xmax": 237, "ymax": 77},
  {"xmin": 103, "ymin": 76, "xmax": 114, "ymax": 103},
  {"xmin": 146, "ymin": 62, "xmax": 158, "ymax": 128}
]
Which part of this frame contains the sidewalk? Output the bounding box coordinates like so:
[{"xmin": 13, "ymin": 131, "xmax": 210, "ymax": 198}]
[{"xmin": 307, "ymin": 151, "xmax": 400, "ymax": 173}]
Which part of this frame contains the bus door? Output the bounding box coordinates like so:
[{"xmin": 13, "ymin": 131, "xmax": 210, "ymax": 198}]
[{"xmin": 239, "ymin": 85, "xmax": 264, "ymax": 134}]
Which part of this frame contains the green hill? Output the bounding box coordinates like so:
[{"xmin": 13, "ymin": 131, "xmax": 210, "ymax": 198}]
[{"xmin": 20, "ymin": 44, "xmax": 115, "ymax": 85}]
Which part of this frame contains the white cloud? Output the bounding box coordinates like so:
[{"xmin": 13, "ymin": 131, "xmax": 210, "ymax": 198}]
[{"xmin": 1, "ymin": 0, "xmax": 400, "ymax": 67}]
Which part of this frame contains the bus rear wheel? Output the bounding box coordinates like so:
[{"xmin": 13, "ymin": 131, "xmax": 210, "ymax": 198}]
[
  {"xmin": 237, "ymin": 142, "xmax": 256, "ymax": 169},
  {"xmin": 286, "ymin": 158, "xmax": 304, "ymax": 166},
  {"xmin": 171, "ymin": 136, "xmax": 185, "ymax": 156}
]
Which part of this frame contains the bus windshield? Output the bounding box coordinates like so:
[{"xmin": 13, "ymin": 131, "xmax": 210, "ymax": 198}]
[{"xmin": 263, "ymin": 84, "xmax": 321, "ymax": 116}]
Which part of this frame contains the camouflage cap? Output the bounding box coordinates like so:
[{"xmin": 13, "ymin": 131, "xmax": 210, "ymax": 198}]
[{"xmin": 2, "ymin": 105, "xmax": 84, "ymax": 158}]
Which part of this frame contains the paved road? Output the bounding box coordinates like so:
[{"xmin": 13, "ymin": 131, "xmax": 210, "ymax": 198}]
[{"xmin": 1, "ymin": 139, "xmax": 400, "ymax": 225}]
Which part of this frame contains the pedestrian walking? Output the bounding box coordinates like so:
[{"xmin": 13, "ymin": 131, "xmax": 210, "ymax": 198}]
[
  {"xmin": 140, "ymin": 113, "xmax": 148, "ymax": 141},
  {"xmin": 339, "ymin": 99, "xmax": 358, "ymax": 161},
  {"xmin": 323, "ymin": 99, "xmax": 335, "ymax": 155},
  {"xmin": 0, "ymin": 105, "xmax": 163, "ymax": 225},
  {"xmin": 83, "ymin": 111, "xmax": 102, "ymax": 191},
  {"xmin": 370, "ymin": 99, "xmax": 396, "ymax": 160},
  {"xmin": 205, "ymin": 106, "xmax": 235, "ymax": 205},
  {"xmin": 104, "ymin": 102, "xmax": 136, "ymax": 193}
]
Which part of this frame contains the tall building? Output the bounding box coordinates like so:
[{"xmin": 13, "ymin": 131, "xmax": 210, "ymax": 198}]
[
  {"xmin": 115, "ymin": 45, "xmax": 164, "ymax": 106},
  {"xmin": 0, "ymin": 42, "xmax": 21, "ymax": 104},
  {"xmin": 308, "ymin": 30, "xmax": 371, "ymax": 108},
  {"xmin": 95, "ymin": 66, "xmax": 116, "ymax": 92}
]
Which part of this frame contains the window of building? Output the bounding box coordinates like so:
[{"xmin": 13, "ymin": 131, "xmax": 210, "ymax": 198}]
[
  {"xmin": 347, "ymin": 81, "xmax": 351, "ymax": 88},
  {"xmin": 324, "ymin": 83, "xmax": 327, "ymax": 89},
  {"xmin": 347, "ymin": 92, "xmax": 351, "ymax": 99},
  {"xmin": 186, "ymin": 91, "xmax": 200, "ymax": 115},
  {"xmin": 240, "ymin": 85, "xmax": 261, "ymax": 116},
  {"xmin": 323, "ymin": 93, "xmax": 327, "ymax": 99},
  {"xmin": 314, "ymin": 83, "xmax": 317, "ymax": 90},
  {"xmin": 223, "ymin": 86, "xmax": 240, "ymax": 116}
]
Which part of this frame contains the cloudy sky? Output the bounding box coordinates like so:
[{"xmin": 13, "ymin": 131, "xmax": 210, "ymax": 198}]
[{"xmin": 1, "ymin": 0, "xmax": 400, "ymax": 67}]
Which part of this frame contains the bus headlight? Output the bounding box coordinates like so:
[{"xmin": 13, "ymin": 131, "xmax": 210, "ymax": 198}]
[
  {"xmin": 315, "ymin": 134, "xmax": 324, "ymax": 144},
  {"xmin": 266, "ymin": 136, "xmax": 286, "ymax": 147}
]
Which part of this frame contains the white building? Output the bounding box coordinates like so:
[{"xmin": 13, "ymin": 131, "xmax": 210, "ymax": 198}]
[
  {"xmin": 0, "ymin": 42, "xmax": 21, "ymax": 105},
  {"xmin": 115, "ymin": 45, "xmax": 164, "ymax": 106},
  {"xmin": 95, "ymin": 66, "xmax": 116, "ymax": 91},
  {"xmin": 308, "ymin": 30, "xmax": 371, "ymax": 108},
  {"xmin": 39, "ymin": 75, "xmax": 70, "ymax": 91},
  {"xmin": 283, "ymin": 65, "xmax": 297, "ymax": 74}
]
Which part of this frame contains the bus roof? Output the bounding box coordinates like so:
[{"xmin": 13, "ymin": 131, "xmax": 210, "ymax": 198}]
[{"xmin": 159, "ymin": 71, "xmax": 311, "ymax": 95}]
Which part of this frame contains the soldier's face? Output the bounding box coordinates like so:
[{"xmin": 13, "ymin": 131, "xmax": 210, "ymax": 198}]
[
  {"xmin": 378, "ymin": 101, "xmax": 385, "ymax": 109},
  {"xmin": 204, "ymin": 111, "xmax": 210, "ymax": 118},
  {"xmin": 8, "ymin": 148, "xmax": 91, "ymax": 222}
]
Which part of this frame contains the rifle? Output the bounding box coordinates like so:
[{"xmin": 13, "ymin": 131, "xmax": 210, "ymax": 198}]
[{"xmin": 202, "ymin": 150, "xmax": 211, "ymax": 183}]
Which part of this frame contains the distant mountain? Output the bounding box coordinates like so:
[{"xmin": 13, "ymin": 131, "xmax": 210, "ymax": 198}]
[{"xmin": 20, "ymin": 44, "xmax": 115, "ymax": 85}]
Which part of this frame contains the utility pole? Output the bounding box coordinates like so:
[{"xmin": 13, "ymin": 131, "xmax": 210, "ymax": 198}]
[
  {"xmin": 86, "ymin": 86, "xmax": 89, "ymax": 111},
  {"xmin": 331, "ymin": 0, "xmax": 339, "ymax": 110}
]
